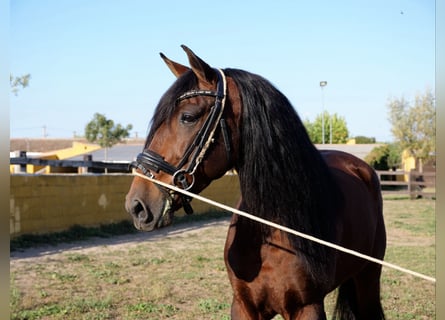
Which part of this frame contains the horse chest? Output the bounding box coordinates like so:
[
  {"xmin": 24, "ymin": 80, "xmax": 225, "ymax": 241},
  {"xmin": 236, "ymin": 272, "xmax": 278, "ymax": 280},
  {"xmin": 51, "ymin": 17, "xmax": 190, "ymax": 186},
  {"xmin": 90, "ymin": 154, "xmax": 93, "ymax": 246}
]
[{"xmin": 224, "ymin": 223, "xmax": 314, "ymax": 300}]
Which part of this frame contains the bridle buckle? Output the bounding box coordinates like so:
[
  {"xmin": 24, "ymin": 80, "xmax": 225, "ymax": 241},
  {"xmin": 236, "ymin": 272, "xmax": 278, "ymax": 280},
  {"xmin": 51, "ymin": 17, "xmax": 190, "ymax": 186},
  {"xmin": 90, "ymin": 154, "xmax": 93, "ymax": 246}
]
[{"xmin": 172, "ymin": 169, "xmax": 195, "ymax": 191}]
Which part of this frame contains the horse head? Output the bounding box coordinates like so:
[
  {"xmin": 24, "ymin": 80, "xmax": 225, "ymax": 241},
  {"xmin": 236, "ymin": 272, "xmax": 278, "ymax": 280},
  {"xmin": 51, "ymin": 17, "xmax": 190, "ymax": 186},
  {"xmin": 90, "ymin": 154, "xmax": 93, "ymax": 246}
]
[{"xmin": 125, "ymin": 45, "xmax": 241, "ymax": 231}]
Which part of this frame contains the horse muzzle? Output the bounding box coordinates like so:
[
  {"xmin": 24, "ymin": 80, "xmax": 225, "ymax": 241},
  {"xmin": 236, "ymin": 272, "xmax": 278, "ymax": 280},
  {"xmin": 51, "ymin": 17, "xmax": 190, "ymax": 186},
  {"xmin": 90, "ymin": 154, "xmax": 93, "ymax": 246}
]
[{"xmin": 125, "ymin": 196, "xmax": 173, "ymax": 231}]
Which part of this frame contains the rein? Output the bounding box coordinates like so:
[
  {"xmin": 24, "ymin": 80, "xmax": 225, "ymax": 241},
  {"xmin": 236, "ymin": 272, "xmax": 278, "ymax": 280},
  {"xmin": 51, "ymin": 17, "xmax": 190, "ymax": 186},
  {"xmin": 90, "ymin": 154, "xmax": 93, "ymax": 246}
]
[{"xmin": 130, "ymin": 69, "xmax": 228, "ymax": 215}]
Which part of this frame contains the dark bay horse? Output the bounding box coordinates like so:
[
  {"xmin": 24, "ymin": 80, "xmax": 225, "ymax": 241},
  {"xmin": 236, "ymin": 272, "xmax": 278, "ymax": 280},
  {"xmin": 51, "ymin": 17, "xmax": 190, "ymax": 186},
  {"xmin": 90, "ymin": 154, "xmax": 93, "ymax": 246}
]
[{"xmin": 125, "ymin": 45, "xmax": 386, "ymax": 320}]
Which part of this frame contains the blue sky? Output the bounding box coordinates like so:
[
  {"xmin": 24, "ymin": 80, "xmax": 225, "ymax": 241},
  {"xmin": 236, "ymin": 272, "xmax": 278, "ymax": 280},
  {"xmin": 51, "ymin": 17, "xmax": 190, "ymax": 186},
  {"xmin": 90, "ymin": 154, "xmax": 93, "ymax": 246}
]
[{"xmin": 10, "ymin": 0, "xmax": 435, "ymax": 142}]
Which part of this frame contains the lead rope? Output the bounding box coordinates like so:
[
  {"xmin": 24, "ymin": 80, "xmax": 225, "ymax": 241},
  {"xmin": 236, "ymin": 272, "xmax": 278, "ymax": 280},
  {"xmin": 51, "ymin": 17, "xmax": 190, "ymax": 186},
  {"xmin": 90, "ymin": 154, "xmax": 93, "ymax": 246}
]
[{"xmin": 132, "ymin": 171, "xmax": 436, "ymax": 284}]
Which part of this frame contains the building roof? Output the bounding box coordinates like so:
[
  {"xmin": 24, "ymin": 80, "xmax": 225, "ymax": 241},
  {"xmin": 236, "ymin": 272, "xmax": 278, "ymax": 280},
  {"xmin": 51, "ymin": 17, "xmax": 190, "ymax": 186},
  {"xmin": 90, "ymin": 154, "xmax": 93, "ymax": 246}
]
[
  {"xmin": 10, "ymin": 138, "xmax": 88, "ymax": 152},
  {"xmin": 10, "ymin": 138, "xmax": 145, "ymax": 153},
  {"xmin": 70, "ymin": 143, "xmax": 380, "ymax": 162},
  {"xmin": 11, "ymin": 139, "xmax": 380, "ymax": 163}
]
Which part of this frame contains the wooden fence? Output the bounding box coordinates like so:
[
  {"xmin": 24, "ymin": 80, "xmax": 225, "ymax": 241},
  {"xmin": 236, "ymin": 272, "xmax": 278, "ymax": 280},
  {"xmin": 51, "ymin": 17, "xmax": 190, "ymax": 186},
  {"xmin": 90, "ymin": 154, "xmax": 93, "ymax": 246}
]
[
  {"xmin": 10, "ymin": 155, "xmax": 131, "ymax": 174},
  {"xmin": 10, "ymin": 157, "xmax": 436, "ymax": 199},
  {"xmin": 376, "ymin": 170, "xmax": 436, "ymax": 199}
]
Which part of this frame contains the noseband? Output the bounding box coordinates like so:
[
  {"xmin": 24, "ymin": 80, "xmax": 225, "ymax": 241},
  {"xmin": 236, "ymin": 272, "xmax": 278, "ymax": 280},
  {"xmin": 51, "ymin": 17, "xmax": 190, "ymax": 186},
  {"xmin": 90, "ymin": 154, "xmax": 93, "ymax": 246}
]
[{"xmin": 130, "ymin": 69, "xmax": 229, "ymax": 215}]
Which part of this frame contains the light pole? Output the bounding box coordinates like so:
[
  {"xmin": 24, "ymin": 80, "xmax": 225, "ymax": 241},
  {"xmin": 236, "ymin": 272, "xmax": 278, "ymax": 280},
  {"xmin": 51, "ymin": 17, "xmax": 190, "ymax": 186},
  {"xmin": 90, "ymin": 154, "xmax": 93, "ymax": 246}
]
[
  {"xmin": 319, "ymin": 81, "xmax": 327, "ymax": 144},
  {"xmin": 329, "ymin": 114, "xmax": 333, "ymax": 144}
]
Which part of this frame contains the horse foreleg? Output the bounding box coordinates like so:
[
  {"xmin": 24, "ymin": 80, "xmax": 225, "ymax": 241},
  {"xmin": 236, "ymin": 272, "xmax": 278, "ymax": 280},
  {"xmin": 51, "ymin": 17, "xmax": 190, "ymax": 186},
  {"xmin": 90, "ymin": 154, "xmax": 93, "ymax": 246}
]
[
  {"xmin": 230, "ymin": 295, "xmax": 276, "ymax": 320},
  {"xmin": 230, "ymin": 297, "xmax": 264, "ymax": 320},
  {"xmin": 290, "ymin": 303, "xmax": 326, "ymax": 320}
]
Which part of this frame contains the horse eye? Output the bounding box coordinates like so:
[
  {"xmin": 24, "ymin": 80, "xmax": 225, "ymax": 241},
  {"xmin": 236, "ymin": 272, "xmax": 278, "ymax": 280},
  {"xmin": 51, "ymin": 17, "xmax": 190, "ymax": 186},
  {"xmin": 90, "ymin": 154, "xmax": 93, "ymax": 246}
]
[{"xmin": 180, "ymin": 113, "xmax": 199, "ymax": 124}]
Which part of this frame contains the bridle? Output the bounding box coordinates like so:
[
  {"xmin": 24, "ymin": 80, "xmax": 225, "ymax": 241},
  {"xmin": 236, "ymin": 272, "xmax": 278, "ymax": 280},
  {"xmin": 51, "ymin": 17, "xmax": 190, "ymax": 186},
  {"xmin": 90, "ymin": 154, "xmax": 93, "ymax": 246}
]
[{"xmin": 130, "ymin": 68, "xmax": 230, "ymax": 215}]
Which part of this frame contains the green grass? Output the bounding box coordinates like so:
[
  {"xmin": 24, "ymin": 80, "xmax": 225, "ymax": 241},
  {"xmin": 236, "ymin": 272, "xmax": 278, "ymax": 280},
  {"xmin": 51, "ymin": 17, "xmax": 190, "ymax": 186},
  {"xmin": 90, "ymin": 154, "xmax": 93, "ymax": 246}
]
[{"xmin": 10, "ymin": 200, "xmax": 435, "ymax": 319}]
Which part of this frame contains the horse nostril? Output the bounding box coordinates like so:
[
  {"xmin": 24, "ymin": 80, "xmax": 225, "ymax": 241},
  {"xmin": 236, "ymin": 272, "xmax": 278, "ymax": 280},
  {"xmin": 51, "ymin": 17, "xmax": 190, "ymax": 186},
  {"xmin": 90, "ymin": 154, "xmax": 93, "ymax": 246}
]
[
  {"xmin": 129, "ymin": 199, "xmax": 153, "ymax": 224},
  {"xmin": 132, "ymin": 200, "xmax": 144, "ymax": 215}
]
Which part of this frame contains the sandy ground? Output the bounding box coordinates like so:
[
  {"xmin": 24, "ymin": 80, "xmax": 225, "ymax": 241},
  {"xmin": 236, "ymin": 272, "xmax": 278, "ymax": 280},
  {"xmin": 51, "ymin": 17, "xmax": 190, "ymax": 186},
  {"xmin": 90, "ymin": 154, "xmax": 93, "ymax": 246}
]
[
  {"xmin": 10, "ymin": 215, "xmax": 433, "ymax": 264},
  {"xmin": 10, "ymin": 218, "xmax": 231, "ymax": 263}
]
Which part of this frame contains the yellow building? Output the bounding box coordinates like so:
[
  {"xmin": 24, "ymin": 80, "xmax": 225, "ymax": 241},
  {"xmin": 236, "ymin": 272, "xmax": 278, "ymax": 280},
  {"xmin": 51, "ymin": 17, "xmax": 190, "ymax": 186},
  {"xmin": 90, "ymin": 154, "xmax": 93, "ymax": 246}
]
[{"xmin": 10, "ymin": 141, "xmax": 101, "ymax": 174}]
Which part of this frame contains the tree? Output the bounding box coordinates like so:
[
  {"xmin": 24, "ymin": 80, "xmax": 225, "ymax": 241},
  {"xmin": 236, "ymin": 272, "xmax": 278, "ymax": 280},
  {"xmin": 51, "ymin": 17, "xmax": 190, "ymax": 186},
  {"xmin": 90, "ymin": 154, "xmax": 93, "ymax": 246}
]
[
  {"xmin": 387, "ymin": 89, "xmax": 435, "ymax": 172},
  {"xmin": 304, "ymin": 111, "xmax": 349, "ymax": 144},
  {"xmin": 85, "ymin": 113, "xmax": 133, "ymax": 160},
  {"xmin": 10, "ymin": 73, "xmax": 31, "ymax": 95},
  {"xmin": 386, "ymin": 142, "xmax": 403, "ymax": 169},
  {"xmin": 365, "ymin": 145, "xmax": 390, "ymax": 170},
  {"xmin": 365, "ymin": 143, "xmax": 402, "ymax": 171}
]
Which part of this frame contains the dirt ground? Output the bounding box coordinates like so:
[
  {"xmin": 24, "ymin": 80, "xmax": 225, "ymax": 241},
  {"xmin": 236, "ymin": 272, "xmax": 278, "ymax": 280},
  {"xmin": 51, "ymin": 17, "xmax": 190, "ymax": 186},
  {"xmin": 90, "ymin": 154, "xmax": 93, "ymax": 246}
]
[{"xmin": 10, "ymin": 218, "xmax": 231, "ymax": 265}]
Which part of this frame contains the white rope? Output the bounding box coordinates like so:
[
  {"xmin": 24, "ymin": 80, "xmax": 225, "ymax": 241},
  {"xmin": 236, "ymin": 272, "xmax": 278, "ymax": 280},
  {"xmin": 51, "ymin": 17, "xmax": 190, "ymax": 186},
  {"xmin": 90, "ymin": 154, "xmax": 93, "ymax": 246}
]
[{"xmin": 133, "ymin": 171, "xmax": 436, "ymax": 283}]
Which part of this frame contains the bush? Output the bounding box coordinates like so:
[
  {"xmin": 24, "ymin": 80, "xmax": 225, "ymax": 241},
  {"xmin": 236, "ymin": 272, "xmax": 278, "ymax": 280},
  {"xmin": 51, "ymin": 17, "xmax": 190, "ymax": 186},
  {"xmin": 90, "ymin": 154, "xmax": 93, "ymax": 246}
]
[
  {"xmin": 353, "ymin": 136, "xmax": 376, "ymax": 144},
  {"xmin": 365, "ymin": 143, "xmax": 402, "ymax": 171}
]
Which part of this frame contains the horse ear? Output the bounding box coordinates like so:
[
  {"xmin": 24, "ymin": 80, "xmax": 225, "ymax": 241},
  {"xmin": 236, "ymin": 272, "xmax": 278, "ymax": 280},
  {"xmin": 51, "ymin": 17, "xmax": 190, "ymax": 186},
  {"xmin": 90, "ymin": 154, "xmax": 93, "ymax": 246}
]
[
  {"xmin": 181, "ymin": 45, "xmax": 217, "ymax": 85},
  {"xmin": 160, "ymin": 52, "xmax": 190, "ymax": 78}
]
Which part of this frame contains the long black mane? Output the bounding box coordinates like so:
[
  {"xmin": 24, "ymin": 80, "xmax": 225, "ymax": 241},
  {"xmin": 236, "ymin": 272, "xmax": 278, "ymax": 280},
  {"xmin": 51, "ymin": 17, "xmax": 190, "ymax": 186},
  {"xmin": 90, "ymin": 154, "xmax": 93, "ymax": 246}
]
[{"xmin": 224, "ymin": 68, "xmax": 341, "ymax": 280}]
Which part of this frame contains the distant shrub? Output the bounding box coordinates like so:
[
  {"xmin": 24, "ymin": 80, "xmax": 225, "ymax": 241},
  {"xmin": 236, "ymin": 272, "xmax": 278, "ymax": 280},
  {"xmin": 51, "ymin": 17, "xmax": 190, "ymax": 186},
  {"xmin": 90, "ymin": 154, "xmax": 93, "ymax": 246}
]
[
  {"xmin": 365, "ymin": 143, "xmax": 402, "ymax": 171},
  {"xmin": 353, "ymin": 136, "xmax": 376, "ymax": 144}
]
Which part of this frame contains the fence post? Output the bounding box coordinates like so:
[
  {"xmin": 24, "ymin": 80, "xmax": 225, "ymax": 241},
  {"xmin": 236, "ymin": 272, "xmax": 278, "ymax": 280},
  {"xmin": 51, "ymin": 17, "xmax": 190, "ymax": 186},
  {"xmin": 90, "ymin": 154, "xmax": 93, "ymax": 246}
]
[
  {"xmin": 79, "ymin": 154, "xmax": 93, "ymax": 174},
  {"xmin": 408, "ymin": 170, "xmax": 415, "ymax": 199},
  {"xmin": 19, "ymin": 151, "xmax": 27, "ymax": 173}
]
